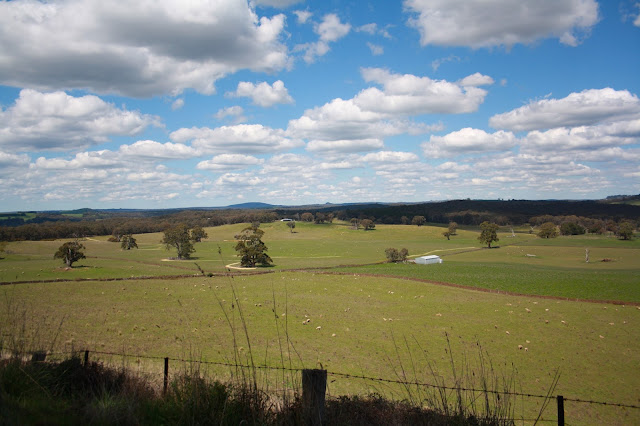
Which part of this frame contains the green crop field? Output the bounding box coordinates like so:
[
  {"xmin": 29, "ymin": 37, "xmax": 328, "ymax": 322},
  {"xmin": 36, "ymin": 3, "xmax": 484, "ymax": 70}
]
[{"xmin": 1, "ymin": 221, "xmax": 639, "ymax": 424}]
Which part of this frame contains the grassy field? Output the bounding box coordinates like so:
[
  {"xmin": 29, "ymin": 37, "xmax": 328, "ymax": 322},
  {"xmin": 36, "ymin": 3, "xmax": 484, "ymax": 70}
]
[
  {"xmin": 2, "ymin": 272, "xmax": 639, "ymax": 424},
  {"xmin": 2, "ymin": 221, "xmax": 638, "ymax": 302},
  {"xmin": 1, "ymin": 222, "xmax": 639, "ymax": 424}
]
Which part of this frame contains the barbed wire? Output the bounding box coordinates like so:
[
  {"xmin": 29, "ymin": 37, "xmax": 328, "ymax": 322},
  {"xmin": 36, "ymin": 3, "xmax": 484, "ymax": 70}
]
[
  {"xmin": 562, "ymin": 396, "xmax": 640, "ymax": 409},
  {"xmin": 87, "ymin": 350, "xmax": 305, "ymax": 373},
  {"xmin": 54, "ymin": 348, "xmax": 640, "ymax": 410},
  {"xmin": 326, "ymin": 370, "xmax": 552, "ymax": 400}
]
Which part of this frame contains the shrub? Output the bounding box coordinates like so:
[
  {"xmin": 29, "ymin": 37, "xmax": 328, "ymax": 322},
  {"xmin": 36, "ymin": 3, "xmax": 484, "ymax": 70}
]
[
  {"xmin": 537, "ymin": 222, "xmax": 558, "ymax": 238},
  {"xmin": 560, "ymin": 222, "xmax": 585, "ymax": 236}
]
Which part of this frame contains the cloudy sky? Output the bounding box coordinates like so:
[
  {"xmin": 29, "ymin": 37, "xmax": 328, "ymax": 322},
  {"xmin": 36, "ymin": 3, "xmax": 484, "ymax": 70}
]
[{"xmin": 1, "ymin": 0, "xmax": 639, "ymax": 211}]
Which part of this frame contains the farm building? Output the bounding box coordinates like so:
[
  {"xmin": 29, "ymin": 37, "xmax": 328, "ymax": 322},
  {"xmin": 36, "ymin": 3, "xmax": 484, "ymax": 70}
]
[{"xmin": 414, "ymin": 255, "xmax": 443, "ymax": 265}]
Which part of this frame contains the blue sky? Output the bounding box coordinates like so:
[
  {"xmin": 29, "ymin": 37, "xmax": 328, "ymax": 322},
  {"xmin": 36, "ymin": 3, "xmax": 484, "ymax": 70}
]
[{"xmin": 0, "ymin": 0, "xmax": 639, "ymax": 211}]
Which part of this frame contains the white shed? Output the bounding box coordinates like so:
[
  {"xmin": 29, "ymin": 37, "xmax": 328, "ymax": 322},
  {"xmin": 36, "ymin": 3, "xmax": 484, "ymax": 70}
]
[{"xmin": 414, "ymin": 255, "xmax": 443, "ymax": 265}]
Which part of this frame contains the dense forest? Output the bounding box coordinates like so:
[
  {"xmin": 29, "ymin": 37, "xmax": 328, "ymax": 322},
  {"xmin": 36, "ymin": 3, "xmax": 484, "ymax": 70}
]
[
  {"xmin": 301, "ymin": 198, "xmax": 640, "ymax": 226},
  {"xmin": 1, "ymin": 197, "xmax": 638, "ymax": 241}
]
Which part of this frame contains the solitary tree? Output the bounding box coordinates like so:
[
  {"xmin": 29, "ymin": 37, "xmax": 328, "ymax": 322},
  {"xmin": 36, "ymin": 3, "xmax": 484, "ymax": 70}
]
[
  {"xmin": 478, "ymin": 221, "xmax": 499, "ymax": 248},
  {"xmin": 442, "ymin": 231, "xmax": 451, "ymax": 240},
  {"xmin": 287, "ymin": 221, "xmax": 296, "ymax": 233},
  {"xmin": 617, "ymin": 221, "xmax": 635, "ymax": 240},
  {"xmin": 412, "ymin": 216, "xmax": 426, "ymax": 226},
  {"xmin": 120, "ymin": 234, "xmax": 138, "ymax": 250},
  {"xmin": 537, "ymin": 222, "xmax": 559, "ymax": 239},
  {"xmin": 361, "ymin": 219, "xmax": 375, "ymax": 230},
  {"xmin": 162, "ymin": 224, "xmax": 194, "ymax": 259},
  {"xmin": 350, "ymin": 218, "xmax": 359, "ymax": 230},
  {"xmin": 54, "ymin": 240, "xmax": 86, "ymax": 267},
  {"xmin": 385, "ymin": 248, "xmax": 408, "ymax": 263},
  {"xmin": 235, "ymin": 225, "xmax": 273, "ymax": 267},
  {"xmin": 448, "ymin": 222, "xmax": 458, "ymax": 235},
  {"xmin": 190, "ymin": 225, "xmax": 208, "ymax": 242}
]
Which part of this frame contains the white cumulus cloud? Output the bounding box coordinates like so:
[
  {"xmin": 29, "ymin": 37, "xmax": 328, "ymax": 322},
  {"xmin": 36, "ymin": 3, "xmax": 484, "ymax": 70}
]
[
  {"xmin": 307, "ymin": 138, "xmax": 384, "ymax": 154},
  {"xmin": 253, "ymin": 0, "xmax": 303, "ymax": 8},
  {"xmin": 424, "ymin": 128, "xmax": 517, "ymax": 158},
  {"xmin": 0, "ymin": 0, "xmax": 289, "ymax": 97},
  {"xmin": 215, "ymin": 106, "xmax": 247, "ymax": 123},
  {"xmin": 356, "ymin": 68, "xmax": 490, "ymax": 114},
  {"xmin": 362, "ymin": 151, "xmax": 420, "ymax": 163},
  {"xmin": 0, "ymin": 151, "xmax": 30, "ymax": 169},
  {"xmin": 298, "ymin": 14, "xmax": 351, "ymax": 63},
  {"xmin": 118, "ymin": 140, "xmax": 199, "ymax": 160},
  {"xmin": 197, "ymin": 154, "xmax": 264, "ymax": 171},
  {"xmin": 404, "ymin": 0, "xmax": 599, "ymax": 48},
  {"xmin": 228, "ymin": 80, "xmax": 294, "ymax": 107},
  {"xmin": 0, "ymin": 89, "xmax": 159, "ymax": 151},
  {"xmin": 489, "ymin": 88, "xmax": 640, "ymax": 131},
  {"xmin": 170, "ymin": 124, "xmax": 303, "ymax": 154},
  {"xmin": 293, "ymin": 10, "xmax": 312, "ymax": 24}
]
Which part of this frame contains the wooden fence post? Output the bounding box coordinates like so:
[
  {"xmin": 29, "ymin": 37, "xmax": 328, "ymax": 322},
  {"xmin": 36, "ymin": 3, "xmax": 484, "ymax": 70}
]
[
  {"xmin": 84, "ymin": 350, "xmax": 89, "ymax": 367},
  {"xmin": 557, "ymin": 395, "xmax": 564, "ymax": 426},
  {"xmin": 163, "ymin": 357, "xmax": 169, "ymax": 396},
  {"xmin": 302, "ymin": 369, "xmax": 327, "ymax": 426}
]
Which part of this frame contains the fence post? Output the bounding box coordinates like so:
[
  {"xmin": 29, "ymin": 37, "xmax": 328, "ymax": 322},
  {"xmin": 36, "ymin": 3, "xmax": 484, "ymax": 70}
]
[
  {"xmin": 302, "ymin": 369, "xmax": 327, "ymax": 426},
  {"xmin": 557, "ymin": 395, "xmax": 564, "ymax": 426},
  {"xmin": 84, "ymin": 350, "xmax": 89, "ymax": 367},
  {"xmin": 163, "ymin": 357, "xmax": 169, "ymax": 396}
]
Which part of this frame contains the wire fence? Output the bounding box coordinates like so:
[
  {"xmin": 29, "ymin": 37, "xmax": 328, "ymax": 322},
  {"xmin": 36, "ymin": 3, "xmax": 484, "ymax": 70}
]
[{"xmin": 32, "ymin": 347, "xmax": 640, "ymax": 426}]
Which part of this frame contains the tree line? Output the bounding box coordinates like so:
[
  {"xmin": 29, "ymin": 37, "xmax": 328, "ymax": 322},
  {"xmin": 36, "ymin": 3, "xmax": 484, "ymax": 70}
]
[
  {"xmin": 2, "ymin": 199, "xmax": 638, "ymax": 242},
  {"xmin": 280, "ymin": 199, "xmax": 640, "ymax": 226},
  {"xmin": 0, "ymin": 210, "xmax": 279, "ymax": 241}
]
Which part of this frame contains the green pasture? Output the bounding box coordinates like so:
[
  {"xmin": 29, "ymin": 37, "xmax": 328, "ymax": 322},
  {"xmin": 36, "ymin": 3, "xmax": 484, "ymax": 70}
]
[
  {"xmin": 2, "ymin": 273, "xmax": 639, "ymax": 424},
  {"xmin": 2, "ymin": 222, "xmax": 639, "ymax": 423},
  {"xmin": 0, "ymin": 212, "xmax": 36, "ymax": 221},
  {"xmin": 1, "ymin": 222, "xmax": 638, "ymax": 303}
]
